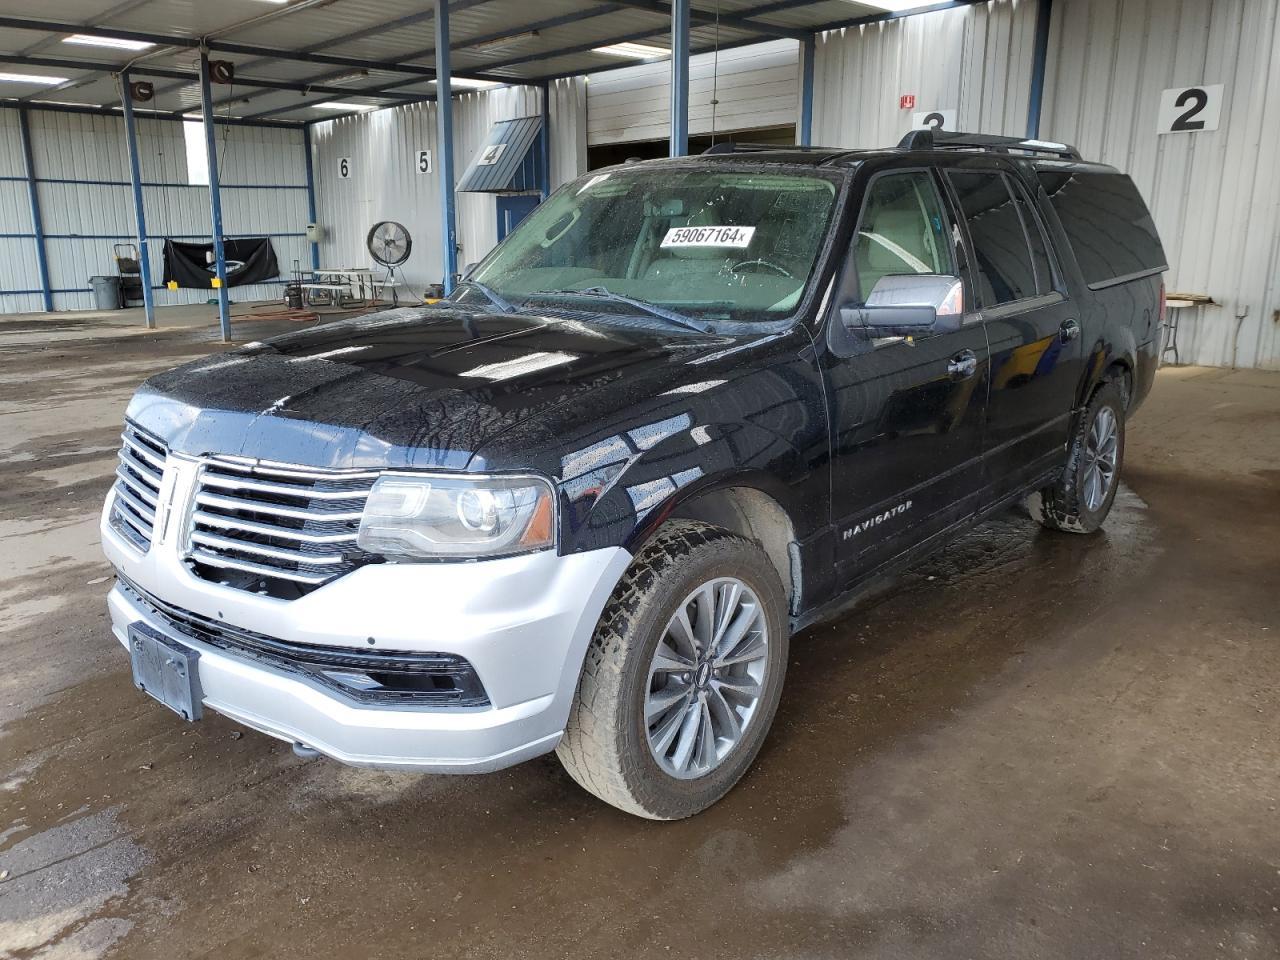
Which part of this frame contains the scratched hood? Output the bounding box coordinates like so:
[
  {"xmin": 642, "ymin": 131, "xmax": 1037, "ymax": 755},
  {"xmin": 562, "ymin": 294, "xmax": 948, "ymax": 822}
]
[{"xmin": 125, "ymin": 305, "xmax": 726, "ymax": 471}]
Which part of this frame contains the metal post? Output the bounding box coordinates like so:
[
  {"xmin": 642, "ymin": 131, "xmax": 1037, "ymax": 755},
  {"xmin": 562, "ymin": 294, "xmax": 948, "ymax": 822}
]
[
  {"xmin": 120, "ymin": 70, "xmax": 157, "ymax": 329},
  {"xmin": 198, "ymin": 50, "xmax": 232, "ymax": 341},
  {"xmin": 1026, "ymin": 0, "xmax": 1053, "ymax": 139},
  {"xmin": 303, "ymin": 123, "xmax": 320, "ymax": 271},
  {"xmin": 17, "ymin": 108, "xmax": 53, "ymax": 312},
  {"xmin": 800, "ymin": 34, "xmax": 816, "ymax": 147},
  {"xmin": 669, "ymin": 0, "xmax": 690, "ymax": 156},
  {"xmin": 539, "ymin": 80, "xmax": 552, "ymax": 200},
  {"xmin": 435, "ymin": 0, "xmax": 458, "ymax": 293}
]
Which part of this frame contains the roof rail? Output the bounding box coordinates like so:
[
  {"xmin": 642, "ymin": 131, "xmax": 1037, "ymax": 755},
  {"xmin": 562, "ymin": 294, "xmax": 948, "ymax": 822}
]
[
  {"xmin": 701, "ymin": 141, "xmax": 823, "ymax": 155},
  {"xmin": 897, "ymin": 129, "xmax": 1082, "ymax": 161}
]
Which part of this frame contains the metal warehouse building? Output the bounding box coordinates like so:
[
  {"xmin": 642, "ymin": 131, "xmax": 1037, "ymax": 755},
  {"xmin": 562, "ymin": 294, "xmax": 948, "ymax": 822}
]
[
  {"xmin": 4, "ymin": 2, "xmax": 1280, "ymax": 956},
  {"xmin": 1, "ymin": 0, "xmax": 1277, "ymax": 368}
]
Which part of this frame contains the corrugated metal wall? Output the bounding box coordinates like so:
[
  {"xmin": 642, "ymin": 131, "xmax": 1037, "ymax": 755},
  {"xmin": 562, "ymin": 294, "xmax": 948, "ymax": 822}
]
[
  {"xmin": 585, "ymin": 39, "xmax": 801, "ymax": 145},
  {"xmin": 812, "ymin": 0, "xmax": 1037, "ymax": 148},
  {"xmin": 1041, "ymin": 0, "xmax": 1280, "ymax": 370},
  {"xmin": 0, "ymin": 108, "xmax": 308, "ymax": 315},
  {"xmin": 311, "ymin": 85, "xmax": 585, "ymax": 295},
  {"xmin": 812, "ymin": 0, "xmax": 1279, "ymax": 370},
  {"xmin": 0, "ymin": 110, "xmax": 40, "ymax": 315}
]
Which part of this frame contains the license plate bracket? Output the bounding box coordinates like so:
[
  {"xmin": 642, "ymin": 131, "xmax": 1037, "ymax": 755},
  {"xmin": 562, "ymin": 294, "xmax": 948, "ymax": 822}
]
[{"xmin": 128, "ymin": 622, "xmax": 203, "ymax": 722}]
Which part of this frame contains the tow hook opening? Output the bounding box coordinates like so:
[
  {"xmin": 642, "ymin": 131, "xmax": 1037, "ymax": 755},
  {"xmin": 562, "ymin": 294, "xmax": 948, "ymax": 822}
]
[{"xmin": 292, "ymin": 741, "xmax": 322, "ymax": 760}]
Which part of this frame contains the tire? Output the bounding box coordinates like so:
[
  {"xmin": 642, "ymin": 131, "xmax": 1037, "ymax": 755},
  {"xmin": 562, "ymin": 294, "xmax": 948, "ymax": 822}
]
[
  {"xmin": 1026, "ymin": 378, "xmax": 1127, "ymax": 534},
  {"xmin": 556, "ymin": 521, "xmax": 789, "ymax": 820}
]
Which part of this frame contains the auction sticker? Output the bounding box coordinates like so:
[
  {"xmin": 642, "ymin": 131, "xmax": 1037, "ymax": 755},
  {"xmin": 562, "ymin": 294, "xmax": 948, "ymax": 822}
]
[{"xmin": 661, "ymin": 225, "xmax": 755, "ymax": 248}]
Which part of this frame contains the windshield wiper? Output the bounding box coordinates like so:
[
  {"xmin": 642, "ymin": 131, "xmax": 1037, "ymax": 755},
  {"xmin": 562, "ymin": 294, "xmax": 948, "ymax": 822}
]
[
  {"xmin": 456, "ymin": 278, "xmax": 516, "ymax": 313},
  {"xmin": 542, "ymin": 286, "xmax": 709, "ymax": 333}
]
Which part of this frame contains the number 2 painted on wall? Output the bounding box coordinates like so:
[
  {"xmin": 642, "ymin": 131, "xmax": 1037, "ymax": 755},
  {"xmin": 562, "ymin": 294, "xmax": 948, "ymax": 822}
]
[
  {"xmin": 1171, "ymin": 88, "xmax": 1209, "ymax": 131},
  {"xmin": 1157, "ymin": 84, "xmax": 1223, "ymax": 135}
]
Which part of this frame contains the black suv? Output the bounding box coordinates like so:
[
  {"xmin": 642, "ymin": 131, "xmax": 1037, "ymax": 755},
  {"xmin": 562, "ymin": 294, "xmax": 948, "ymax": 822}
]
[{"xmin": 102, "ymin": 130, "xmax": 1167, "ymax": 820}]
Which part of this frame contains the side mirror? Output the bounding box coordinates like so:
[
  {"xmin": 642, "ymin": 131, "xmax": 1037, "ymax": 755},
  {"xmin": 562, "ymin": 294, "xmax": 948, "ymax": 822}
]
[
  {"xmin": 462, "ymin": 261, "xmax": 478, "ymax": 279},
  {"xmin": 843, "ymin": 274, "xmax": 964, "ymax": 338}
]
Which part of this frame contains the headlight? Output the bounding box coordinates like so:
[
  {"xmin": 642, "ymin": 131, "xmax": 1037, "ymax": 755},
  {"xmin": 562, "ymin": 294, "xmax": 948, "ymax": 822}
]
[{"xmin": 356, "ymin": 473, "xmax": 556, "ymax": 560}]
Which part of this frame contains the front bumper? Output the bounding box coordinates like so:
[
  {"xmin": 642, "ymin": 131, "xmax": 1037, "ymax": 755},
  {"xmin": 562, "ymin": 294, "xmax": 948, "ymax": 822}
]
[{"xmin": 103, "ymin": 509, "xmax": 631, "ymax": 773}]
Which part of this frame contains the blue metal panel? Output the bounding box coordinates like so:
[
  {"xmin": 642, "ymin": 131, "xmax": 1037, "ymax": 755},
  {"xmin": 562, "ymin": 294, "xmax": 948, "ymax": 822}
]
[
  {"xmin": 303, "ymin": 125, "xmax": 320, "ymax": 271},
  {"xmin": 670, "ymin": 0, "xmax": 691, "ymax": 156},
  {"xmin": 16, "ymin": 109, "xmax": 52, "ymax": 312},
  {"xmin": 456, "ymin": 116, "xmax": 545, "ymax": 193},
  {"xmin": 436, "ymin": 0, "xmax": 459, "ymax": 294},
  {"xmin": 800, "ymin": 34, "xmax": 815, "ymax": 147},
  {"xmin": 120, "ymin": 70, "xmax": 157, "ymax": 329},
  {"xmin": 1026, "ymin": 0, "xmax": 1053, "ymax": 139},
  {"xmin": 199, "ymin": 51, "xmax": 232, "ymax": 341}
]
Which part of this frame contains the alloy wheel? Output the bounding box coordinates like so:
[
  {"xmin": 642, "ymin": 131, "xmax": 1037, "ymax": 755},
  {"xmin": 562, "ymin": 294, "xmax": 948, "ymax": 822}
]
[
  {"xmin": 644, "ymin": 577, "xmax": 769, "ymax": 779},
  {"xmin": 1082, "ymin": 406, "xmax": 1119, "ymax": 511}
]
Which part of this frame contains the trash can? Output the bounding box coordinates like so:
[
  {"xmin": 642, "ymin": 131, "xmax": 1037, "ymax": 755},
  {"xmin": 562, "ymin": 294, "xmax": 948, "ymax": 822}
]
[{"xmin": 89, "ymin": 275, "xmax": 122, "ymax": 310}]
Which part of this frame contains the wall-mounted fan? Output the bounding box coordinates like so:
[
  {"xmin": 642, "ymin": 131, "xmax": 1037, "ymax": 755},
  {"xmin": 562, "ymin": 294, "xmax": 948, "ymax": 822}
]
[{"xmin": 366, "ymin": 221, "xmax": 411, "ymax": 305}]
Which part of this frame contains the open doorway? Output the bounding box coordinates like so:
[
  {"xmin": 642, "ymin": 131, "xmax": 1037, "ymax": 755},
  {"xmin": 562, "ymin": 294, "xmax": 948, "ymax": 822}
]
[{"xmin": 586, "ymin": 124, "xmax": 797, "ymax": 170}]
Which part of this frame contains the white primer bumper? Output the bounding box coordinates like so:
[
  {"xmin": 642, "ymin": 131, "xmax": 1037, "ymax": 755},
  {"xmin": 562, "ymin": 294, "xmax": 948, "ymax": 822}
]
[{"xmin": 103, "ymin": 509, "xmax": 631, "ymax": 773}]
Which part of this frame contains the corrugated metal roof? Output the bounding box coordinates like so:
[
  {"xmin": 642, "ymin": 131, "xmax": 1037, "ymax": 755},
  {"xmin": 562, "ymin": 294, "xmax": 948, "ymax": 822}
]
[
  {"xmin": 456, "ymin": 114, "xmax": 543, "ymax": 192},
  {"xmin": 0, "ymin": 0, "xmax": 971, "ymax": 122}
]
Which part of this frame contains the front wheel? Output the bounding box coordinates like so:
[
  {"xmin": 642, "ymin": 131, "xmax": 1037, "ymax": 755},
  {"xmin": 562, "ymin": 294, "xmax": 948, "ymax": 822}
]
[
  {"xmin": 1026, "ymin": 378, "xmax": 1127, "ymax": 534},
  {"xmin": 556, "ymin": 521, "xmax": 788, "ymax": 820}
]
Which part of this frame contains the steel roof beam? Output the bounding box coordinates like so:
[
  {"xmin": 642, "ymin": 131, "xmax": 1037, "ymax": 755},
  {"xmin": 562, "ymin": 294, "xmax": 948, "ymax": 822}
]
[
  {"xmin": 0, "ymin": 54, "xmax": 431, "ymax": 103},
  {"xmin": 0, "ymin": 15, "xmax": 500, "ymax": 82},
  {"xmin": 197, "ymin": 2, "xmax": 622, "ymax": 119},
  {"xmin": 610, "ymin": 0, "xmax": 806, "ymax": 40}
]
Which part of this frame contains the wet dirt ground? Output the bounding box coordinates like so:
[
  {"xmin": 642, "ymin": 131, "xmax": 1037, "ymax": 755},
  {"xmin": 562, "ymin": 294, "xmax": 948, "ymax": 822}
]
[{"xmin": 1, "ymin": 311, "xmax": 1277, "ymax": 960}]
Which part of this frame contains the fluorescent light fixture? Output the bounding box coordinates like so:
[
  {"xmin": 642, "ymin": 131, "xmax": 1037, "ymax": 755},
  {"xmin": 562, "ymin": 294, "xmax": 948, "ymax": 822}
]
[
  {"xmin": 592, "ymin": 42, "xmax": 669, "ymax": 59},
  {"xmin": 855, "ymin": 0, "xmax": 928, "ymax": 11},
  {"xmin": 30, "ymin": 99, "xmax": 100, "ymax": 107},
  {"xmin": 0, "ymin": 72, "xmax": 70, "ymax": 85},
  {"xmin": 62, "ymin": 33, "xmax": 155, "ymax": 51},
  {"xmin": 433, "ymin": 77, "xmax": 499, "ymax": 90},
  {"xmin": 313, "ymin": 100, "xmax": 378, "ymax": 111},
  {"xmin": 473, "ymin": 30, "xmax": 539, "ymax": 50}
]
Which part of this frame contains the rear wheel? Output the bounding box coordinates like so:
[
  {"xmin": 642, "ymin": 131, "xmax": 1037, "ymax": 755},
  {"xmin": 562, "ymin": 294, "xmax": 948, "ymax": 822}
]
[
  {"xmin": 556, "ymin": 521, "xmax": 788, "ymax": 820},
  {"xmin": 1026, "ymin": 378, "xmax": 1127, "ymax": 534}
]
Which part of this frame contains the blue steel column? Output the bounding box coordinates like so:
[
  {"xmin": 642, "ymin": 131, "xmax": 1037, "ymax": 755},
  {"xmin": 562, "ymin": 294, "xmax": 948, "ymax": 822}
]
[
  {"xmin": 198, "ymin": 50, "xmax": 232, "ymax": 340},
  {"xmin": 800, "ymin": 34, "xmax": 816, "ymax": 147},
  {"xmin": 539, "ymin": 80, "xmax": 552, "ymax": 200},
  {"xmin": 17, "ymin": 108, "xmax": 53, "ymax": 312},
  {"xmin": 303, "ymin": 123, "xmax": 320, "ymax": 270},
  {"xmin": 669, "ymin": 0, "xmax": 690, "ymax": 156},
  {"xmin": 120, "ymin": 70, "xmax": 157, "ymax": 329},
  {"xmin": 1026, "ymin": 0, "xmax": 1053, "ymax": 139},
  {"xmin": 435, "ymin": 0, "xmax": 459, "ymax": 293}
]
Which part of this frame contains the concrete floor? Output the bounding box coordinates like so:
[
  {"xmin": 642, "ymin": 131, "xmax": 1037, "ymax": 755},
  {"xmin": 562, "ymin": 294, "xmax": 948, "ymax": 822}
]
[{"xmin": 1, "ymin": 311, "xmax": 1277, "ymax": 960}]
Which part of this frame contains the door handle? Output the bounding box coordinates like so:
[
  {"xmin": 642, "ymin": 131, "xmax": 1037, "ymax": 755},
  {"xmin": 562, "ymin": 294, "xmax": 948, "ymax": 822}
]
[
  {"xmin": 1059, "ymin": 319, "xmax": 1081, "ymax": 343},
  {"xmin": 947, "ymin": 350, "xmax": 978, "ymax": 380}
]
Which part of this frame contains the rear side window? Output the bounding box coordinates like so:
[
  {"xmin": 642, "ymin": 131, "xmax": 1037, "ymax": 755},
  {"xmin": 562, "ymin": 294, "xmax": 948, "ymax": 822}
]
[
  {"xmin": 947, "ymin": 171, "xmax": 1041, "ymax": 307},
  {"xmin": 1037, "ymin": 171, "xmax": 1167, "ymax": 287}
]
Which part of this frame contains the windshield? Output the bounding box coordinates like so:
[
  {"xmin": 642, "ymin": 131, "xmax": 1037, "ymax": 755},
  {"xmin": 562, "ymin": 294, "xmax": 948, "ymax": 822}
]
[{"xmin": 463, "ymin": 167, "xmax": 841, "ymax": 323}]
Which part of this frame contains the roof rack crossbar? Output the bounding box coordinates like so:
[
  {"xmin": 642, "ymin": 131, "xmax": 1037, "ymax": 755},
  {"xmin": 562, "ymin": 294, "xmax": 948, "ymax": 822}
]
[{"xmin": 897, "ymin": 129, "xmax": 1082, "ymax": 161}]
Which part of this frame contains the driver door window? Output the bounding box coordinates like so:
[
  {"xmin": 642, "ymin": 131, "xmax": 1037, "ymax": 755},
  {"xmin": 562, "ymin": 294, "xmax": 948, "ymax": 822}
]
[{"xmin": 855, "ymin": 172, "xmax": 954, "ymax": 301}]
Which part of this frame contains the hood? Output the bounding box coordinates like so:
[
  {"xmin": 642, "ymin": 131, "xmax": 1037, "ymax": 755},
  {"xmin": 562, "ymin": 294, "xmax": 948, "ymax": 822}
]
[{"xmin": 127, "ymin": 305, "xmax": 732, "ymax": 470}]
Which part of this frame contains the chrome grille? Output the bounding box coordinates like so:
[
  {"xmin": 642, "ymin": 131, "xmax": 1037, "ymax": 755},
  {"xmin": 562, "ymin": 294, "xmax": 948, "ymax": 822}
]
[
  {"xmin": 187, "ymin": 458, "xmax": 378, "ymax": 592},
  {"xmin": 110, "ymin": 423, "xmax": 167, "ymax": 551}
]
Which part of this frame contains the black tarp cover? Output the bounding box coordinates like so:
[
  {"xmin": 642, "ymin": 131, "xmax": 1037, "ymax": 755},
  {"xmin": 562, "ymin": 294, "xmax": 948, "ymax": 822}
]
[{"xmin": 162, "ymin": 237, "xmax": 279, "ymax": 288}]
